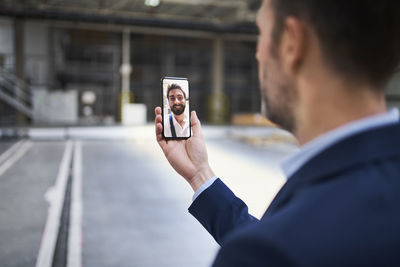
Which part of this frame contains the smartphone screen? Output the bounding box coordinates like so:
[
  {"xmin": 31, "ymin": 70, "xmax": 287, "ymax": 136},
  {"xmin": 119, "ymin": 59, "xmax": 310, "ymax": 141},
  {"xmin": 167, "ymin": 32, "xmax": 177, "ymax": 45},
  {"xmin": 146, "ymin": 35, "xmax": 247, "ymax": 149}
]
[{"xmin": 161, "ymin": 77, "xmax": 191, "ymax": 140}]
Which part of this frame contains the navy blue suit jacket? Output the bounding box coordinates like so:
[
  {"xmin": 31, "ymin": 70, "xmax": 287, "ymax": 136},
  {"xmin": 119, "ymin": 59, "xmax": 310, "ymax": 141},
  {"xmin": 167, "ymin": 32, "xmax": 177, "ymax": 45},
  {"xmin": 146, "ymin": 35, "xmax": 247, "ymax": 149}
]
[{"xmin": 189, "ymin": 123, "xmax": 400, "ymax": 266}]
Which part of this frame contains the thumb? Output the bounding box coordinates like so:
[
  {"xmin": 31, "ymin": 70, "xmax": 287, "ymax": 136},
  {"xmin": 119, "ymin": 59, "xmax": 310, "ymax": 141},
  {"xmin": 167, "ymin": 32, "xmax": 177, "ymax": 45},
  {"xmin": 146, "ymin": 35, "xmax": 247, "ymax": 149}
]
[{"xmin": 191, "ymin": 111, "xmax": 203, "ymax": 138}]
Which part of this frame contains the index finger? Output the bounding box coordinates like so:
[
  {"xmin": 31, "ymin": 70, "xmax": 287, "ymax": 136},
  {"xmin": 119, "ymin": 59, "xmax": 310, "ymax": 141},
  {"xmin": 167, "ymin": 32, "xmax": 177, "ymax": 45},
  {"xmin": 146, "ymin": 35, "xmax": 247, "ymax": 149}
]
[
  {"xmin": 155, "ymin": 106, "xmax": 162, "ymax": 116},
  {"xmin": 154, "ymin": 106, "xmax": 166, "ymax": 147}
]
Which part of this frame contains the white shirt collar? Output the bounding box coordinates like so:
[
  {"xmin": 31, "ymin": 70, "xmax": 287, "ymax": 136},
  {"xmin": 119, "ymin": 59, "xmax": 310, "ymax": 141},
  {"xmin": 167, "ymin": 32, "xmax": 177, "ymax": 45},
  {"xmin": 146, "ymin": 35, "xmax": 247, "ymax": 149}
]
[
  {"xmin": 172, "ymin": 113, "xmax": 189, "ymax": 129},
  {"xmin": 281, "ymin": 108, "xmax": 400, "ymax": 179},
  {"xmin": 171, "ymin": 113, "xmax": 190, "ymax": 137}
]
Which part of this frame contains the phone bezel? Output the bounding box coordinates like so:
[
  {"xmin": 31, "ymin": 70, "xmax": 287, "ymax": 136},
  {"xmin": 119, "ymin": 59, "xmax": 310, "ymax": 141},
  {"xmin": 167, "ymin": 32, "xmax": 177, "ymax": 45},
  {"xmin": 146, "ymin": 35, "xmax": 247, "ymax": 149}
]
[{"xmin": 161, "ymin": 76, "xmax": 192, "ymax": 140}]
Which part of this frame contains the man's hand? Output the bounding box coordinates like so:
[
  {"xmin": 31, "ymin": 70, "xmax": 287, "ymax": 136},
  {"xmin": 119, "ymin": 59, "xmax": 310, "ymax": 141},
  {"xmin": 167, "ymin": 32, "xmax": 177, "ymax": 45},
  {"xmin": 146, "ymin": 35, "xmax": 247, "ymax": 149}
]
[{"xmin": 155, "ymin": 107, "xmax": 215, "ymax": 192}]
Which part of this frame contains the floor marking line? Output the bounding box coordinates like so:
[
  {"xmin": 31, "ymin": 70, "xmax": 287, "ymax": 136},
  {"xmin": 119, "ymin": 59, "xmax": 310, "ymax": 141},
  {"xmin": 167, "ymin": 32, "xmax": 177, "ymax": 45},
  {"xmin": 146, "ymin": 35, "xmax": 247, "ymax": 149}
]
[
  {"xmin": 35, "ymin": 141, "xmax": 73, "ymax": 267},
  {"xmin": 68, "ymin": 141, "xmax": 83, "ymax": 267},
  {"xmin": 0, "ymin": 140, "xmax": 32, "ymax": 177},
  {"xmin": 0, "ymin": 139, "xmax": 25, "ymax": 165}
]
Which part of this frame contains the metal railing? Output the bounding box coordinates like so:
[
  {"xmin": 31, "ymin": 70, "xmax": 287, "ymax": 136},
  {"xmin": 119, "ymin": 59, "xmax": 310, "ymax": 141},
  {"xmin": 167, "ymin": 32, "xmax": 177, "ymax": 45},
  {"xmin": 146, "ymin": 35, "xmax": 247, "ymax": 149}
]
[{"xmin": 0, "ymin": 68, "xmax": 33, "ymax": 118}]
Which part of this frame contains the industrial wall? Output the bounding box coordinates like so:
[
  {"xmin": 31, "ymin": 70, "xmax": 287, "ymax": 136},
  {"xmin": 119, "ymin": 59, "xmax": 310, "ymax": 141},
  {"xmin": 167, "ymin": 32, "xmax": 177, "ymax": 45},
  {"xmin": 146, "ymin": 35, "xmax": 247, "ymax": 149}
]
[{"xmin": 0, "ymin": 16, "xmax": 399, "ymax": 126}]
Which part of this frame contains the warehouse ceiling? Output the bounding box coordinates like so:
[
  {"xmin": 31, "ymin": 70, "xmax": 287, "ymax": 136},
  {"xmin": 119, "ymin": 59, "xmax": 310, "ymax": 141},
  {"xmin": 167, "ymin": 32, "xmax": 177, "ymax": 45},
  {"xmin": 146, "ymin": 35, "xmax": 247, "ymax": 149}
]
[{"xmin": 0, "ymin": 0, "xmax": 261, "ymax": 32}]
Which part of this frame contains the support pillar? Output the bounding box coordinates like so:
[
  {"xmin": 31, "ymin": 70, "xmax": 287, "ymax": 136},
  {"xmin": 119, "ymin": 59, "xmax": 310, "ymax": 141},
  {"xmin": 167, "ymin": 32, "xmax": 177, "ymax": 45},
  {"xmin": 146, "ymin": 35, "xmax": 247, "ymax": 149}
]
[
  {"xmin": 119, "ymin": 29, "xmax": 133, "ymax": 122},
  {"xmin": 207, "ymin": 37, "xmax": 228, "ymax": 124},
  {"xmin": 163, "ymin": 40, "xmax": 175, "ymax": 76},
  {"xmin": 14, "ymin": 19, "xmax": 27, "ymax": 125}
]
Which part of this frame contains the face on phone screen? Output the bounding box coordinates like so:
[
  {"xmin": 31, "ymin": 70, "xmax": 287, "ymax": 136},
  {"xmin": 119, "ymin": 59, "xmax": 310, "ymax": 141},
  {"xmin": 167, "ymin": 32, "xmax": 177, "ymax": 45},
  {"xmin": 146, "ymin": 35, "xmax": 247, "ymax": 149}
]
[{"xmin": 162, "ymin": 77, "xmax": 191, "ymax": 139}]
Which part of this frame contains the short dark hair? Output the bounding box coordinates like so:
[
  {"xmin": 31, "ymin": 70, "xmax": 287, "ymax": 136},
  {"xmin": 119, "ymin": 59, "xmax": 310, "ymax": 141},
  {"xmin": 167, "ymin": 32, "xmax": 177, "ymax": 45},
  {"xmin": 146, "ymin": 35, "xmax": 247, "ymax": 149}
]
[
  {"xmin": 167, "ymin": 83, "xmax": 186, "ymax": 99},
  {"xmin": 271, "ymin": 0, "xmax": 400, "ymax": 88}
]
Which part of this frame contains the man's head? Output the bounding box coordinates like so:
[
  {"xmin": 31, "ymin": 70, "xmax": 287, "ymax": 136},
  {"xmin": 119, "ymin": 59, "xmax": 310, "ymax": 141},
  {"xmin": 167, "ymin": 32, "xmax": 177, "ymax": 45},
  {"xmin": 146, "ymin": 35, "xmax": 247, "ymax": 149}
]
[
  {"xmin": 167, "ymin": 84, "xmax": 187, "ymax": 116},
  {"xmin": 256, "ymin": 0, "xmax": 400, "ymax": 133}
]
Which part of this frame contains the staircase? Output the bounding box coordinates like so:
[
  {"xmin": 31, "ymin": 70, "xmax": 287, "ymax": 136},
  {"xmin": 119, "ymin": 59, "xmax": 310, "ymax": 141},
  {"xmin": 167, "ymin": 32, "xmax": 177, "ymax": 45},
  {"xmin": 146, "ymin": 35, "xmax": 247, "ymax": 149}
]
[{"xmin": 0, "ymin": 68, "xmax": 33, "ymax": 123}]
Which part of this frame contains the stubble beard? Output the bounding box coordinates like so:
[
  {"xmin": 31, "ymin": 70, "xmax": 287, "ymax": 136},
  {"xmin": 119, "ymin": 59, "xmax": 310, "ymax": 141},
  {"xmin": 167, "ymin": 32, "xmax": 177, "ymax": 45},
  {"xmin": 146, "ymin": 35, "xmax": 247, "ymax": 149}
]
[
  {"xmin": 260, "ymin": 61, "xmax": 297, "ymax": 133},
  {"xmin": 171, "ymin": 104, "xmax": 186, "ymax": 115}
]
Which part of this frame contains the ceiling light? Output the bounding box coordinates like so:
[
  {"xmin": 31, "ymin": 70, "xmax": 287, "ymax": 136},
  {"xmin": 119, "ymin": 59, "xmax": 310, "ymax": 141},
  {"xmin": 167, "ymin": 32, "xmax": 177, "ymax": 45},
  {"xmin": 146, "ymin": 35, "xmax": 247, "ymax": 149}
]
[{"xmin": 144, "ymin": 0, "xmax": 160, "ymax": 7}]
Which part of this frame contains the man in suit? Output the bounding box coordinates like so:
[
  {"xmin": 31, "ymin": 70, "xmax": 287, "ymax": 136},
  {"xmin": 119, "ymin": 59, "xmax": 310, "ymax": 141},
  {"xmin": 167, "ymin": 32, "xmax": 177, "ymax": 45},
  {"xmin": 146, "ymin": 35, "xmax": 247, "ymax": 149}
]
[{"xmin": 155, "ymin": 0, "xmax": 400, "ymax": 265}]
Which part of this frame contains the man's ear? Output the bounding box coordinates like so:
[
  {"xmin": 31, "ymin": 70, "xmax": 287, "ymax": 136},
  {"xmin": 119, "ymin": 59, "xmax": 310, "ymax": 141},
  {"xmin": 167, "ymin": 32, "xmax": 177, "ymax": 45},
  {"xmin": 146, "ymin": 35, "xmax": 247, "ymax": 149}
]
[{"xmin": 279, "ymin": 17, "xmax": 307, "ymax": 73}]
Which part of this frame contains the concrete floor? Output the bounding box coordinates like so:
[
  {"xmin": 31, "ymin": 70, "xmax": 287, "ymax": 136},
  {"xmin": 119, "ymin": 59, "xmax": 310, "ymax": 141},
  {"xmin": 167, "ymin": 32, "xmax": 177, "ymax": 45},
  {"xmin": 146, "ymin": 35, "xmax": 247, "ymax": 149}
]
[
  {"xmin": 0, "ymin": 141, "xmax": 65, "ymax": 267},
  {"xmin": 0, "ymin": 126, "xmax": 298, "ymax": 267}
]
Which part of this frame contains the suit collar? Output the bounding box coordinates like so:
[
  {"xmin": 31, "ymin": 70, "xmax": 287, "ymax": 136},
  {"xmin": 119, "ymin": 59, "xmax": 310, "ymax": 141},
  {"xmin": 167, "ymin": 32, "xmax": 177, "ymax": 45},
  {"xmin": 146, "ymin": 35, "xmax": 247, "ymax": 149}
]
[
  {"xmin": 266, "ymin": 122, "xmax": 400, "ymax": 215},
  {"xmin": 282, "ymin": 109, "xmax": 400, "ymax": 179}
]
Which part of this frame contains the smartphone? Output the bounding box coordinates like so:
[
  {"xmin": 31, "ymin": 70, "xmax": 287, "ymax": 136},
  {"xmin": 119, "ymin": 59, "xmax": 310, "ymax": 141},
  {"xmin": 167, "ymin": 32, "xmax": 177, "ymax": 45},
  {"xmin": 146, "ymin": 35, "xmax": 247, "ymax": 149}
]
[{"xmin": 161, "ymin": 77, "xmax": 191, "ymax": 140}]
